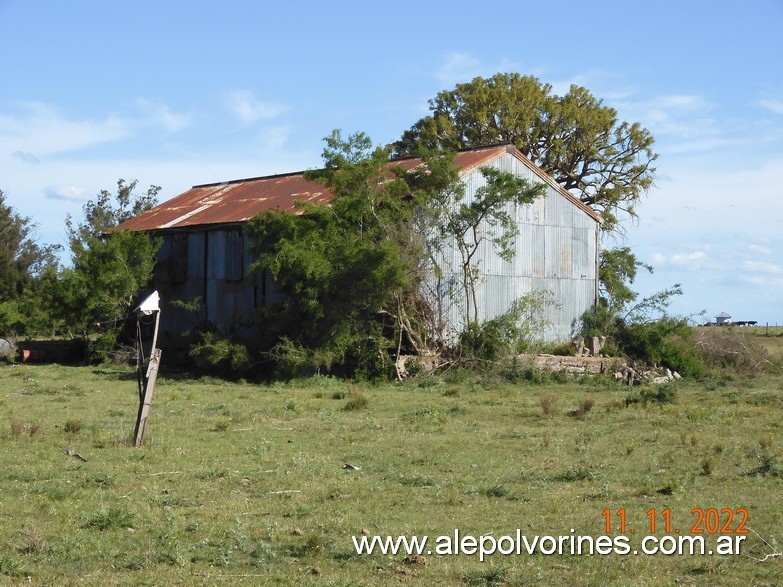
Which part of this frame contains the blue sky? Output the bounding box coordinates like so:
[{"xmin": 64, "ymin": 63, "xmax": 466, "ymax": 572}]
[{"xmin": 2, "ymin": 0, "xmax": 782, "ymax": 324}]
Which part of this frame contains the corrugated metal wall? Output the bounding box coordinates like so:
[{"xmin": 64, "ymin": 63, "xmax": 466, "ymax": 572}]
[
  {"xmin": 425, "ymin": 152, "xmax": 599, "ymax": 341},
  {"xmin": 153, "ymin": 226, "xmax": 274, "ymax": 342}
]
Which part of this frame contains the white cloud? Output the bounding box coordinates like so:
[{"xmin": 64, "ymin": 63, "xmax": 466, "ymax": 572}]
[
  {"xmin": 224, "ymin": 90, "xmax": 288, "ymax": 123},
  {"xmin": 610, "ymin": 92, "xmax": 761, "ymax": 157},
  {"xmin": 757, "ymin": 99, "xmax": 783, "ymax": 115},
  {"xmin": 665, "ymin": 137, "xmax": 742, "ymax": 155},
  {"xmin": 12, "ymin": 150, "xmax": 39, "ymax": 164},
  {"xmin": 650, "ymin": 250, "xmax": 709, "ymax": 269},
  {"xmin": 44, "ymin": 184, "xmax": 91, "ymax": 202},
  {"xmin": 632, "ymin": 94, "xmax": 716, "ymax": 135},
  {"xmin": 747, "ymin": 243, "xmax": 773, "ymax": 256},
  {"xmin": 550, "ymin": 70, "xmax": 634, "ymax": 101},
  {"xmin": 432, "ymin": 53, "xmax": 542, "ymax": 89},
  {"xmin": 134, "ymin": 98, "xmax": 191, "ymax": 132},
  {"xmin": 0, "ymin": 101, "xmax": 131, "ymax": 157},
  {"xmin": 0, "ymin": 99, "xmax": 194, "ymax": 162},
  {"xmin": 738, "ymin": 274, "xmax": 783, "ymax": 290},
  {"xmin": 618, "ymin": 93, "xmax": 712, "ymax": 123},
  {"xmin": 434, "ymin": 52, "xmax": 484, "ymax": 86},
  {"xmin": 257, "ymin": 126, "xmax": 291, "ymax": 152},
  {"xmin": 742, "ymin": 260, "xmax": 783, "ymax": 274}
]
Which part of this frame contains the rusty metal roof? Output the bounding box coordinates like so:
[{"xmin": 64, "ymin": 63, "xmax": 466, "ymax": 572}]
[
  {"xmin": 116, "ymin": 171, "xmax": 332, "ymax": 231},
  {"xmin": 117, "ymin": 144, "xmax": 601, "ymax": 231}
]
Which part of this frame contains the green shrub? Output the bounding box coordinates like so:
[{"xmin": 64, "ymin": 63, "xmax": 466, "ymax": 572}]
[
  {"xmin": 463, "ymin": 566, "xmax": 507, "ymax": 587},
  {"xmin": 554, "ymin": 465, "xmax": 592, "ymax": 482},
  {"xmin": 0, "ymin": 555, "xmax": 26, "ymax": 578},
  {"xmin": 617, "ymin": 318, "xmax": 706, "ymax": 378},
  {"xmin": 460, "ymin": 292, "xmax": 554, "ymax": 361},
  {"xmin": 88, "ymin": 331, "xmax": 120, "ymax": 364},
  {"xmin": 63, "ymin": 419, "xmax": 83, "ymax": 435},
  {"xmin": 573, "ymin": 396, "xmax": 596, "ymax": 419},
  {"xmin": 189, "ymin": 331, "xmax": 252, "ymax": 377},
  {"xmin": 212, "ymin": 415, "xmax": 232, "ymax": 431},
  {"xmin": 343, "ymin": 394, "xmax": 369, "ymax": 411},
  {"xmin": 625, "ymin": 384, "xmax": 677, "ymax": 406},
  {"xmin": 82, "ymin": 507, "xmax": 135, "ymax": 530},
  {"xmin": 268, "ymin": 330, "xmax": 395, "ymax": 381},
  {"xmin": 539, "ymin": 394, "xmax": 558, "ymax": 417},
  {"xmin": 540, "ymin": 341, "xmax": 575, "ymax": 356},
  {"xmin": 501, "ymin": 356, "xmax": 551, "ymax": 384}
]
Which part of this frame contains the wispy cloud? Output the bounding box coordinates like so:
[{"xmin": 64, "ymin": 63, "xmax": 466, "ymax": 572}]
[
  {"xmin": 757, "ymin": 98, "xmax": 783, "ymax": 115},
  {"xmin": 616, "ymin": 92, "xmax": 783, "ymax": 157},
  {"xmin": 44, "ymin": 184, "xmax": 91, "ymax": 202},
  {"xmin": 257, "ymin": 126, "xmax": 291, "ymax": 152},
  {"xmin": 737, "ymin": 274, "xmax": 783, "ymax": 290},
  {"xmin": 434, "ymin": 53, "xmax": 484, "ymax": 85},
  {"xmin": 224, "ymin": 90, "xmax": 288, "ymax": 123},
  {"xmin": 433, "ymin": 53, "xmax": 533, "ymax": 88},
  {"xmin": 742, "ymin": 260, "xmax": 783, "ymax": 274},
  {"xmin": 134, "ymin": 98, "xmax": 191, "ymax": 132},
  {"xmin": 0, "ymin": 101, "xmax": 130, "ymax": 157},
  {"xmin": 650, "ymin": 250, "xmax": 709, "ymax": 270},
  {"xmin": 627, "ymin": 94, "xmax": 715, "ymax": 134},
  {"xmin": 12, "ymin": 150, "xmax": 39, "ymax": 164},
  {"xmin": 747, "ymin": 243, "xmax": 772, "ymax": 256},
  {"xmin": 0, "ymin": 99, "xmax": 193, "ymax": 161},
  {"xmin": 550, "ymin": 70, "xmax": 634, "ymax": 101}
]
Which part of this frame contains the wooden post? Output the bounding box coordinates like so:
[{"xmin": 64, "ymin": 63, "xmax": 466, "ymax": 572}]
[
  {"xmin": 134, "ymin": 347, "xmax": 161, "ymax": 447},
  {"xmin": 133, "ymin": 300, "xmax": 161, "ymax": 447},
  {"xmin": 132, "ymin": 291, "xmax": 162, "ymax": 448}
]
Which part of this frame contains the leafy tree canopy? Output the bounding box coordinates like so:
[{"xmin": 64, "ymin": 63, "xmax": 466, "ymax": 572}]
[
  {"xmin": 41, "ymin": 180, "xmax": 161, "ymax": 338},
  {"xmin": 41, "ymin": 230, "xmax": 160, "ymax": 336},
  {"xmin": 0, "ymin": 189, "xmax": 60, "ymax": 304},
  {"xmin": 66, "ymin": 178, "xmax": 160, "ymax": 251},
  {"xmin": 418, "ymin": 164, "xmax": 545, "ymax": 327},
  {"xmin": 394, "ymin": 72, "xmax": 658, "ymax": 231},
  {"xmin": 599, "ymin": 245, "xmax": 653, "ymax": 309},
  {"xmin": 247, "ymin": 131, "xmax": 418, "ymax": 377}
]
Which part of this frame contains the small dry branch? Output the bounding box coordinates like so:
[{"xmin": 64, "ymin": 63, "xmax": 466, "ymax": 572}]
[{"xmin": 742, "ymin": 527, "xmax": 783, "ymax": 563}]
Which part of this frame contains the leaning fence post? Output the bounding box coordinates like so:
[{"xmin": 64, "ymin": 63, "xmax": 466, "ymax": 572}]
[
  {"xmin": 133, "ymin": 291, "xmax": 162, "ymax": 447},
  {"xmin": 134, "ymin": 347, "xmax": 161, "ymax": 446}
]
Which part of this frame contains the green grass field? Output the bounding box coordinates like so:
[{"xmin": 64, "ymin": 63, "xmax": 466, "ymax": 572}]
[
  {"xmin": 747, "ymin": 327, "xmax": 783, "ymax": 358},
  {"xmin": 1, "ymin": 363, "xmax": 781, "ymax": 586}
]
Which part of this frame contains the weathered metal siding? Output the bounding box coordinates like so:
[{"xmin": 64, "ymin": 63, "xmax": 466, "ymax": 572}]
[
  {"xmin": 427, "ymin": 151, "xmax": 599, "ymax": 341},
  {"xmin": 152, "ymin": 226, "xmax": 282, "ymax": 343}
]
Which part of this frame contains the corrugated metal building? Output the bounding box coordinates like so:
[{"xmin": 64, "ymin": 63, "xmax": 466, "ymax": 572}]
[{"xmin": 117, "ymin": 144, "xmax": 601, "ymax": 345}]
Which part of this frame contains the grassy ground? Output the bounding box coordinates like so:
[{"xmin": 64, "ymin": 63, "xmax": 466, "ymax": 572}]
[
  {"xmin": 746, "ymin": 327, "xmax": 783, "ymax": 357},
  {"xmin": 0, "ymin": 363, "xmax": 781, "ymax": 586}
]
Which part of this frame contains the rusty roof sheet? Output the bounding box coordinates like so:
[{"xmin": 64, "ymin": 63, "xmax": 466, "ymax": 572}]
[
  {"xmin": 117, "ymin": 144, "xmax": 601, "ymax": 232},
  {"xmin": 116, "ymin": 172, "xmax": 333, "ymax": 231}
]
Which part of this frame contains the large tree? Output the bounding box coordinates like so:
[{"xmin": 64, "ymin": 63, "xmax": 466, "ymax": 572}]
[
  {"xmin": 394, "ymin": 73, "xmax": 658, "ymax": 231},
  {"xmin": 0, "ymin": 190, "xmax": 60, "ymax": 303},
  {"xmin": 0, "ymin": 190, "xmax": 61, "ymax": 335},
  {"xmin": 43, "ymin": 180, "xmax": 161, "ymax": 338}
]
